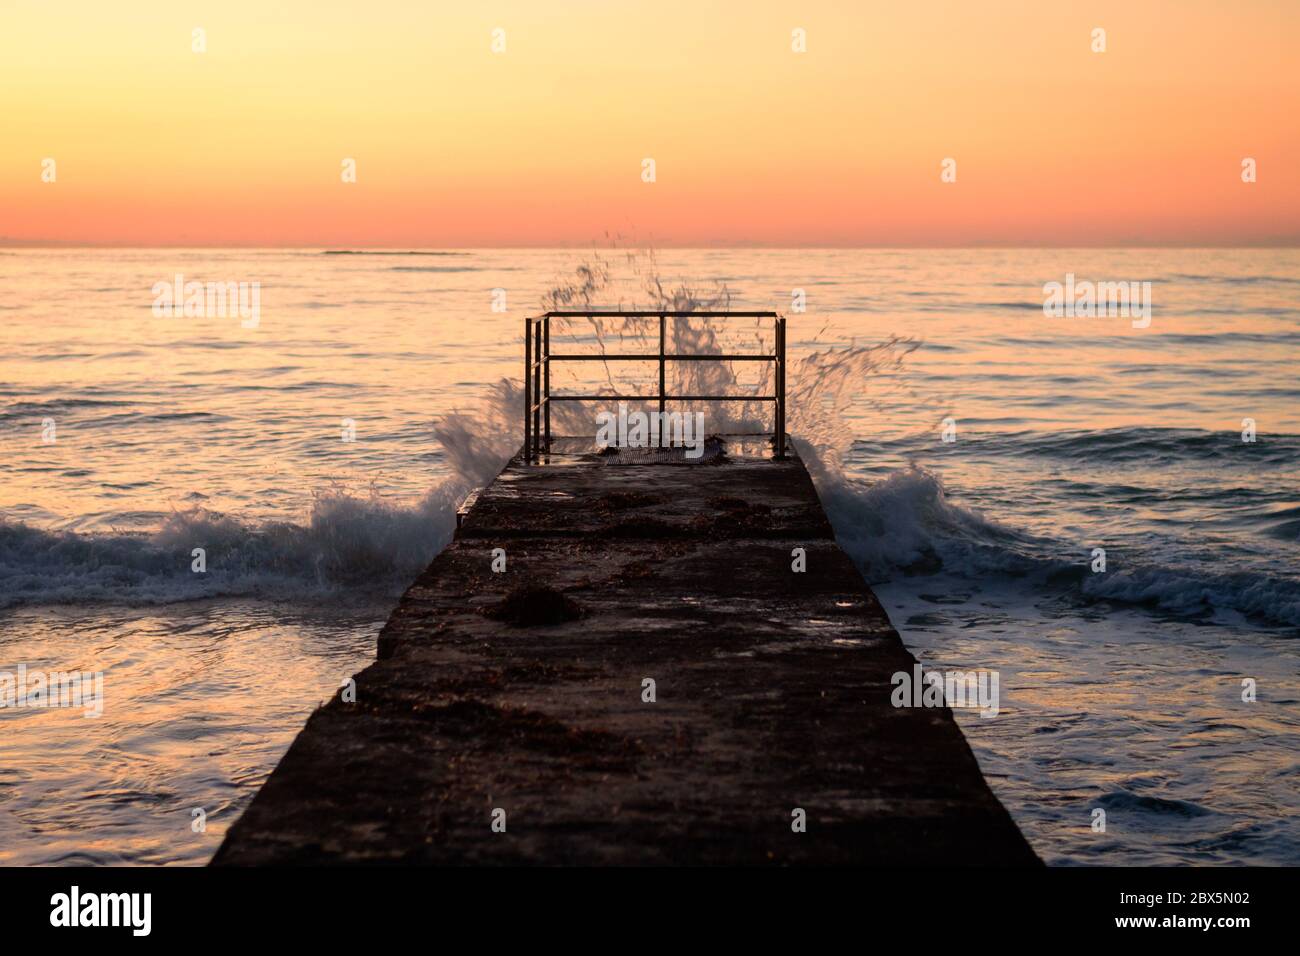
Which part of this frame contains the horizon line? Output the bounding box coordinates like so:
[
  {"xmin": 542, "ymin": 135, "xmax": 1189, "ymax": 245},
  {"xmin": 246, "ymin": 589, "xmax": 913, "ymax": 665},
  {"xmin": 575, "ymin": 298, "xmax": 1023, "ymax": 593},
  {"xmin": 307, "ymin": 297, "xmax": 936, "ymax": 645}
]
[{"xmin": 3, "ymin": 241, "xmax": 1299, "ymax": 251}]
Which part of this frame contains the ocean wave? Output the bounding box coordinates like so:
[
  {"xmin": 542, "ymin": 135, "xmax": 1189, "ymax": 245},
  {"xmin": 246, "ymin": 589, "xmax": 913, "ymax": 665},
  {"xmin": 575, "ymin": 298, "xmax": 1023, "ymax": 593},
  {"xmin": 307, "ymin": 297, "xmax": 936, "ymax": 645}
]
[
  {"xmin": 387, "ymin": 266, "xmax": 483, "ymax": 273},
  {"xmin": 1262, "ymin": 506, "xmax": 1300, "ymax": 541},
  {"xmin": 0, "ymin": 486, "xmax": 469, "ymax": 609},
  {"xmin": 1169, "ymin": 273, "xmax": 1300, "ymax": 286},
  {"xmin": 895, "ymin": 427, "xmax": 1300, "ymax": 466},
  {"xmin": 816, "ymin": 462, "xmax": 1300, "ymax": 629},
  {"xmin": 1096, "ymin": 790, "xmax": 1214, "ymax": 818},
  {"xmin": 815, "ymin": 461, "xmax": 1038, "ymax": 577},
  {"xmin": 0, "ymin": 376, "xmax": 520, "ymax": 609},
  {"xmin": 4, "ymin": 249, "xmax": 1296, "ymax": 631},
  {"xmin": 26, "ymin": 454, "xmax": 1295, "ymax": 628},
  {"xmin": 1080, "ymin": 564, "xmax": 1300, "ymax": 627}
]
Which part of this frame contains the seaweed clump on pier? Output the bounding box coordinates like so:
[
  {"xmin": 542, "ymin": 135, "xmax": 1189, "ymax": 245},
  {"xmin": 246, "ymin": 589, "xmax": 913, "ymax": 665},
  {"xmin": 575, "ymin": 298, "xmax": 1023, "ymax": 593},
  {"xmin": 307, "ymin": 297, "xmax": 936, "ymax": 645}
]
[{"xmin": 482, "ymin": 584, "xmax": 585, "ymax": 627}]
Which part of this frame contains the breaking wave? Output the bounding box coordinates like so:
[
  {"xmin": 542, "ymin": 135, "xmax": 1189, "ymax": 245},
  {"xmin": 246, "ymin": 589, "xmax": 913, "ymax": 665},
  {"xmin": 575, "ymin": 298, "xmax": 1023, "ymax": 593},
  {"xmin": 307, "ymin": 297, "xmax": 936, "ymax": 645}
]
[
  {"xmin": 0, "ymin": 488, "xmax": 462, "ymax": 608},
  {"xmin": 3, "ymin": 248, "xmax": 1297, "ymax": 629},
  {"xmin": 817, "ymin": 462, "xmax": 1300, "ymax": 628}
]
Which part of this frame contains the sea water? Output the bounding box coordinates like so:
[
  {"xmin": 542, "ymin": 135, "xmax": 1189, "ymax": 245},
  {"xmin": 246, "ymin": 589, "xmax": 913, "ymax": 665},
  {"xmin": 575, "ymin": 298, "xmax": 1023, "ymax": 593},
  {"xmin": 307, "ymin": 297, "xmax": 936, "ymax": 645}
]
[{"xmin": 1, "ymin": 247, "xmax": 1296, "ymax": 864}]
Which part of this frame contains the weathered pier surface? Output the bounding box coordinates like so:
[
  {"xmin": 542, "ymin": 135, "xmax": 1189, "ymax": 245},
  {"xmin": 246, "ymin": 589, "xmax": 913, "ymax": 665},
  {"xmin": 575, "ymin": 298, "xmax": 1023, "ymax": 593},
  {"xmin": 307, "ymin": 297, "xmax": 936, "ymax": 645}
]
[{"xmin": 214, "ymin": 437, "xmax": 1038, "ymax": 865}]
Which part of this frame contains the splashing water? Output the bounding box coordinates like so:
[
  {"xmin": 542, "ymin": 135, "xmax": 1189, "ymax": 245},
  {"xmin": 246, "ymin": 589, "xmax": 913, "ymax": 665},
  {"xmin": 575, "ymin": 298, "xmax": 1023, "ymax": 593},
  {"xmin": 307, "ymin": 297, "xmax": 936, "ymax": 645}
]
[
  {"xmin": 5, "ymin": 246, "xmax": 921, "ymax": 607},
  {"xmin": 443, "ymin": 246, "xmax": 924, "ymax": 474},
  {"xmin": 2, "ymin": 246, "xmax": 1298, "ymax": 867},
  {"xmin": 3, "ymin": 246, "xmax": 1295, "ymax": 630}
]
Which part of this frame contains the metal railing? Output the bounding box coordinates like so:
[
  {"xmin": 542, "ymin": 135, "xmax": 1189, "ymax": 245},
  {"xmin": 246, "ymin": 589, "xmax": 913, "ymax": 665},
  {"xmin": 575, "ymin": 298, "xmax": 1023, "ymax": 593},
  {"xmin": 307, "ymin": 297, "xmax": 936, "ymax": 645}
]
[{"xmin": 524, "ymin": 311, "xmax": 787, "ymax": 462}]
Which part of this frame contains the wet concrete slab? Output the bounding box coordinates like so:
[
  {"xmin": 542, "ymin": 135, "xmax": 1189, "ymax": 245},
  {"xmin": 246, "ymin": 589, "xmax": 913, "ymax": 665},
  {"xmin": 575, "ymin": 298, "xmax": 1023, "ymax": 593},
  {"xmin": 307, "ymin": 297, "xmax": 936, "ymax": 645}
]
[{"xmin": 213, "ymin": 437, "xmax": 1039, "ymax": 866}]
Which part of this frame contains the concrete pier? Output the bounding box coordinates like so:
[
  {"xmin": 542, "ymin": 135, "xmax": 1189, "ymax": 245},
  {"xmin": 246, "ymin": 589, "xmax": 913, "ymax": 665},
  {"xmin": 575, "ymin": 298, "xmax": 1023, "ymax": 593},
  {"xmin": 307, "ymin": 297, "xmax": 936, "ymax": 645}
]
[{"xmin": 213, "ymin": 437, "xmax": 1039, "ymax": 865}]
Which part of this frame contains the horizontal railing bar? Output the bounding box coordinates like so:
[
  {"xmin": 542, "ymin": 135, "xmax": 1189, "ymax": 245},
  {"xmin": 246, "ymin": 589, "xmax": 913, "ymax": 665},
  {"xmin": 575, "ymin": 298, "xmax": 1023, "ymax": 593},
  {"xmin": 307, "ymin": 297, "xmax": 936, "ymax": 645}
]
[
  {"xmin": 547, "ymin": 394, "xmax": 777, "ymax": 402},
  {"xmin": 671, "ymin": 395, "xmax": 776, "ymax": 401},
  {"xmin": 546, "ymin": 353, "xmax": 774, "ymax": 362},
  {"xmin": 529, "ymin": 311, "xmax": 778, "ymax": 320}
]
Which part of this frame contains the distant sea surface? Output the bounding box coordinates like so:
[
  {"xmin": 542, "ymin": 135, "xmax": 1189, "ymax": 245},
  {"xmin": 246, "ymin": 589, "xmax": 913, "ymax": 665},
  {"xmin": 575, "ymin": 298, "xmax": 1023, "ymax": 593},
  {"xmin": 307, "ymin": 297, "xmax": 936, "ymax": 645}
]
[{"xmin": 1, "ymin": 248, "xmax": 1297, "ymax": 864}]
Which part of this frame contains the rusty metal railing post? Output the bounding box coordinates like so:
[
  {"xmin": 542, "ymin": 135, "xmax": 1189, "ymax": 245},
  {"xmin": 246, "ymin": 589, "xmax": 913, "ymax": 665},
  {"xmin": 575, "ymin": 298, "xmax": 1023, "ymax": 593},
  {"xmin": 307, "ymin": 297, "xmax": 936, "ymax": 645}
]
[
  {"xmin": 775, "ymin": 316, "xmax": 786, "ymax": 459},
  {"xmin": 658, "ymin": 314, "xmax": 666, "ymax": 447},
  {"xmin": 533, "ymin": 320, "xmax": 542, "ymax": 457},
  {"xmin": 543, "ymin": 316, "xmax": 551, "ymax": 455},
  {"xmin": 523, "ymin": 317, "xmax": 532, "ymax": 462}
]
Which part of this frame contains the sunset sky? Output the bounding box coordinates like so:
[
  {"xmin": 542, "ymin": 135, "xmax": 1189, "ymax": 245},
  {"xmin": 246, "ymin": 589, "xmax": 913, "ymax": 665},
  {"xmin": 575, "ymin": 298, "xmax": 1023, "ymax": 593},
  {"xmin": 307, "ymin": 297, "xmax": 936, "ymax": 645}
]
[{"xmin": 2, "ymin": 0, "xmax": 1296, "ymax": 247}]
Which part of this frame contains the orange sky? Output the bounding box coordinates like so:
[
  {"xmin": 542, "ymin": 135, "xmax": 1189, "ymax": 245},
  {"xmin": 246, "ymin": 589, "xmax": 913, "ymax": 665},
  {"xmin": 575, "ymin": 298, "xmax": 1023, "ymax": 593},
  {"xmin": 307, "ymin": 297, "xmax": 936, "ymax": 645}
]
[{"xmin": 2, "ymin": 0, "xmax": 1297, "ymax": 246}]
